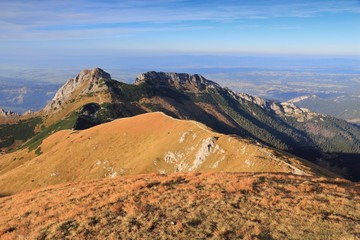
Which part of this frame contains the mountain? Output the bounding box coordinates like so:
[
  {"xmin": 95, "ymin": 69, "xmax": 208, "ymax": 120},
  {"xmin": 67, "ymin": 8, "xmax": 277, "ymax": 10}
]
[
  {"xmin": 42, "ymin": 68, "xmax": 113, "ymax": 125},
  {"xmin": 0, "ymin": 112, "xmax": 334, "ymax": 195},
  {"xmin": 0, "ymin": 108, "xmax": 19, "ymax": 123},
  {"xmin": 135, "ymin": 71, "xmax": 220, "ymax": 91},
  {"xmin": 0, "ymin": 68, "xmax": 113, "ymax": 151},
  {"xmin": 0, "ymin": 172, "xmax": 359, "ymax": 239},
  {"xmin": 288, "ymin": 94, "xmax": 360, "ymax": 125},
  {"xmin": 0, "ymin": 68, "xmax": 359, "ymax": 180}
]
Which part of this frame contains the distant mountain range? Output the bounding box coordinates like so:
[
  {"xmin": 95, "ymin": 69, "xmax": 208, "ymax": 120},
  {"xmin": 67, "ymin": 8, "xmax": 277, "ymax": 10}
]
[
  {"xmin": 289, "ymin": 95, "xmax": 360, "ymax": 125},
  {"xmin": 0, "ymin": 78, "xmax": 60, "ymax": 113},
  {"xmin": 0, "ymin": 68, "xmax": 359, "ymax": 181}
]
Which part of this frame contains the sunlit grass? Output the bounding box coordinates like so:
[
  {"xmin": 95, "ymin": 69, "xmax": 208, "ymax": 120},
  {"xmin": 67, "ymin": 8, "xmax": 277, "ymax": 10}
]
[{"xmin": 0, "ymin": 172, "xmax": 358, "ymax": 239}]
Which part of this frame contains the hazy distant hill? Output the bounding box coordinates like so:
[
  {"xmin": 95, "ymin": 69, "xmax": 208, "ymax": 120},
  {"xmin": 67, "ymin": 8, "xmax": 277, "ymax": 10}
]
[
  {"xmin": 0, "ymin": 68, "xmax": 359, "ymax": 180},
  {"xmin": 289, "ymin": 95, "xmax": 360, "ymax": 125},
  {"xmin": 0, "ymin": 77, "xmax": 60, "ymax": 113}
]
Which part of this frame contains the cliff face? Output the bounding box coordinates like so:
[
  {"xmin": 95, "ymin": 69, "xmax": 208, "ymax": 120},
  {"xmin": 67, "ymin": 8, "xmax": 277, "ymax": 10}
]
[
  {"xmin": 43, "ymin": 68, "xmax": 112, "ymax": 112},
  {"xmin": 234, "ymin": 92, "xmax": 321, "ymax": 122},
  {"xmin": 135, "ymin": 71, "xmax": 320, "ymax": 122},
  {"xmin": 135, "ymin": 71, "xmax": 220, "ymax": 92}
]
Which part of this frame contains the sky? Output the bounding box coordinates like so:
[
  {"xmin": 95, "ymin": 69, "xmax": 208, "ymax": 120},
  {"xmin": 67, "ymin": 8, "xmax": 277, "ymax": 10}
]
[{"xmin": 1, "ymin": 0, "xmax": 360, "ymax": 68}]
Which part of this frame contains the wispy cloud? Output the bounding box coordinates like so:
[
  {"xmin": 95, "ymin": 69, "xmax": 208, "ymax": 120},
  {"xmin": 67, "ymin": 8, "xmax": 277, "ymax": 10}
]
[
  {"xmin": 0, "ymin": 0, "xmax": 359, "ymax": 56},
  {"xmin": 0, "ymin": 25, "xmax": 213, "ymax": 41},
  {"xmin": 1, "ymin": 0, "xmax": 360, "ymax": 35}
]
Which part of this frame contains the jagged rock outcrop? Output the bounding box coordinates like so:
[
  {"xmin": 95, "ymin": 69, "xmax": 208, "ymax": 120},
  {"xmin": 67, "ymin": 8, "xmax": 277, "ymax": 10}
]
[
  {"xmin": 234, "ymin": 91, "xmax": 271, "ymax": 109},
  {"xmin": 271, "ymin": 102, "xmax": 320, "ymax": 122},
  {"xmin": 288, "ymin": 95, "xmax": 317, "ymax": 104},
  {"xmin": 0, "ymin": 108, "xmax": 19, "ymax": 118},
  {"xmin": 22, "ymin": 110, "xmax": 34, "ymax": 116},
  {"xmin": 0, "ymin": 109, "xmax": 20, "ymax": 124},
  {"xmin": 234, "ymin": 91, "xmax": 321, "ymax": 122},
  {"xmin": 135, "ymin": 71, "xmax": 219, "ymax": 92},
  {"xmin": 44, "ymin": 68, "xmax": 112, "ymax": 112}
]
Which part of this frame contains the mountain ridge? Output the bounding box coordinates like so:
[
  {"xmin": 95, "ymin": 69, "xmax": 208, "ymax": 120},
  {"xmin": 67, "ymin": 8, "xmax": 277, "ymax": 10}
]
[
  {"xmin": 135, "ymin": 71, "xmax": 220, "ymax": 91},
  {"xmin": 1, "ymin": 68, "xmax": 359, "ymax": 180}
]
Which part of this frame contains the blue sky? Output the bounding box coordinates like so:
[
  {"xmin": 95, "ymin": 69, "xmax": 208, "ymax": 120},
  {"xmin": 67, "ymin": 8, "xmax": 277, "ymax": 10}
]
[{"xmin": 1, "ymin": 0, "xmax": 360, "ymax": 68}]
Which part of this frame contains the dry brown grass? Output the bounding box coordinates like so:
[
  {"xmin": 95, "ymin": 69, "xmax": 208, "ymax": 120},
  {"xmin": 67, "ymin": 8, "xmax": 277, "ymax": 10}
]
[{"xmin": 0, "ymin": 172, "xmax": 358, "ymax": 239}]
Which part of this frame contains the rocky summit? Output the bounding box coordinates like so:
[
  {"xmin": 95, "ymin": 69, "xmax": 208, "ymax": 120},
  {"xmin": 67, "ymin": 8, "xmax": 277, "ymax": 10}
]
[
  {"xmin": 43, "ymin": 68, "xmax": 112, "ymax": 112},
  {"xmin": 135, "ymin": 71, "xmax": 220, "ymax": 91},
  {"xmin": 0, "ymin": 108, "xmax": 19, "ymax": 118},
  {"xmin": 0, "ymin": 108, "xmax": 20, "ymax": 124}
]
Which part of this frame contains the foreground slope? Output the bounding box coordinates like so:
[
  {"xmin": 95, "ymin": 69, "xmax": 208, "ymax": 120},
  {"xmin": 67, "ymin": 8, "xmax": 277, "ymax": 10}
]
[
  {"xmin": 0, "ymin": 112, "xmax": 332, "ymax": 195},
  {"xmin": 0, "ymin": 172, "xmax": 359, "ymax": 239}
]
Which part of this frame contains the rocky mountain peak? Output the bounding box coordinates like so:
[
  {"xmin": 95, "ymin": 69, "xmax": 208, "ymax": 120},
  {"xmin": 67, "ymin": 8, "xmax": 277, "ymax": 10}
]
[
  {"xmin": 44, "ymin": 68, "xmax": 112, "ymax": 112},
  {"xmin": 79, "ymin": 68, "xmax": 111, "ymax": 81},
  {"xmin": 135, "ymin": 71, "xmax": 219, "ymax": 91},
  {"xmin": 0, "ymin": 108, "xmax": 19, "ymax": 118}
]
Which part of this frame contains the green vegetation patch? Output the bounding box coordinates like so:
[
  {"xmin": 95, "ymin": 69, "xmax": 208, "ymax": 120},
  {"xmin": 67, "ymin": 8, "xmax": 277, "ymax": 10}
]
[
  {"xmin": 73, "ymin": 102, "xmax": 145, "ymax": 130},
  {"xmin": 34, "ymin": 147, "xmax": 42, "ymax": 156},
  {"xmin": 21, "ymin": 111, "xmax": 79, "ymax": 152},
  {"xmin": 107, "ymin": 80, "xmax": 156, "ymax": 101},
  {"xmin": 0, "ymin": 117, "xmax": 42, "ymax": 148}
]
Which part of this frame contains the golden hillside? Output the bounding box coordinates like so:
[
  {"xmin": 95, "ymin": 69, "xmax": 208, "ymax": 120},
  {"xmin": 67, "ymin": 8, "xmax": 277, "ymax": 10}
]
[
  {"xmin": 0, "ymin": 112, "xmax": 335, "ymax": 195},
  {"xmin": 0, "ymin": 172, "xmax": 358, "ymax": 239}
]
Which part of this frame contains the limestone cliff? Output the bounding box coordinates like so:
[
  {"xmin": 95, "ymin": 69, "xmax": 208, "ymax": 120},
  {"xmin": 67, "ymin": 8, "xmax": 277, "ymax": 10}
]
[
  {"xmin": 135, "ymin": 71, "xmax": 220, "ymax": 92},
  {"xmin": 43, "ymin": 68, "xmax": 112, "ymax": 112}
]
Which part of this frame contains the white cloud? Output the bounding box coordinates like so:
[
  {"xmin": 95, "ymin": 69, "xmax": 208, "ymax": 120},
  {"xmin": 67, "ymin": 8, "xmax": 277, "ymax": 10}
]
[
  {"xmin": 0, "ymin": 0, "xmax": 359, "ymax": 55},
  {"xmin": 1, "ymin": 0, "xmax": 359, "ymax": 29}
]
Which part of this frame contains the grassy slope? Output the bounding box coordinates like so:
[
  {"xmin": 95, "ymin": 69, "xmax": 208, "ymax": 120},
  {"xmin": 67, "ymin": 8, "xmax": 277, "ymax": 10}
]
[
  {"xmin": 21, "ymin": 111, "xmax": 80, "ymax": 151},
  {"xmin": 0, "ymin": 112, "xmax": 335, "ymax": 195},
  {"xmin": 0, "ymin": 172, "xmax": 358, "ymax": 239}
]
